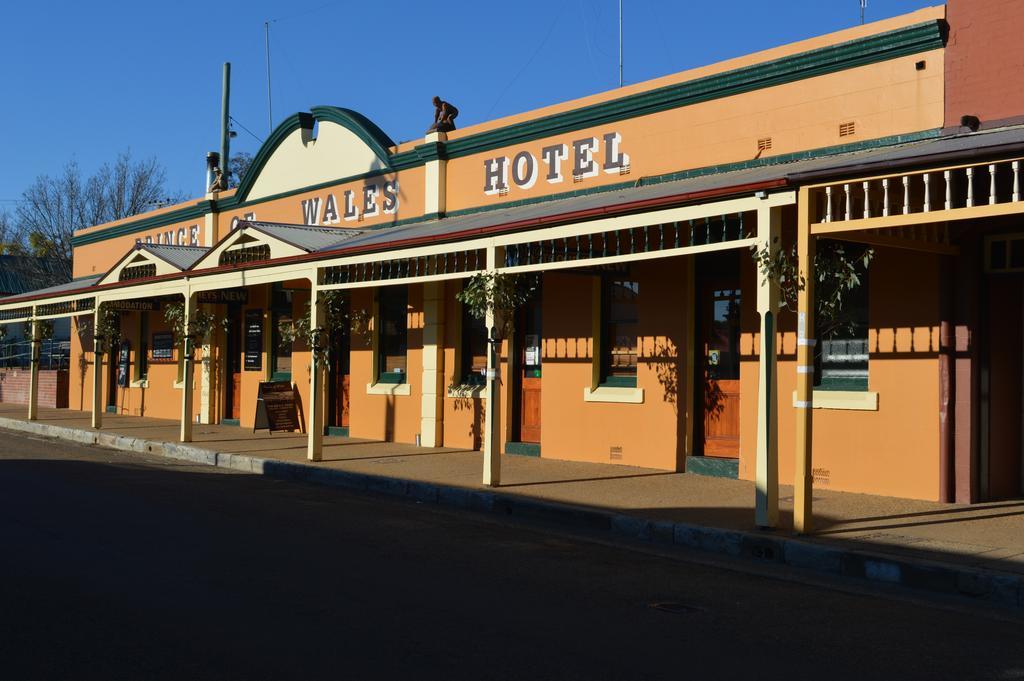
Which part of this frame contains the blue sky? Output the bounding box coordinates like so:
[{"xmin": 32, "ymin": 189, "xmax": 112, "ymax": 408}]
[{"xmin": 0, "ymin": 0, "xmax": 938, "ymax": 207}]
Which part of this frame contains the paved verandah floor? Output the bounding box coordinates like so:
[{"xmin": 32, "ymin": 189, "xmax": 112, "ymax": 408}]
[{"xmin": 2, "ymin": 403, "xmax": 1022, "ymax": 576}]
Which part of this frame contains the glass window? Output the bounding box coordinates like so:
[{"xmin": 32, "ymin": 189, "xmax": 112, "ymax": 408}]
[
  {"xmin": 816, "ymin": 244, "xmax": 869, "ymax": 391},
  {"xmin": 378, "ymin": 287, "xmax": 408, "ymax": 383},
  {"xmin": 461, "ymin": 302, "xmax": 488, "ymax": 386},
  {"xmin": 603, "ymin": 279, "xmax": 639, "ymax": 385},
  {"xmin": 707, "ymin": 289, "xmax": 741, "ymax": 381},
  {"xmin": 271, "ymin": 285, "xmax": 293, "ymax": 379}
]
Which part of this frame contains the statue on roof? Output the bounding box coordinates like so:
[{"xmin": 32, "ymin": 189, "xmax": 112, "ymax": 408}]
[
  {"xmin": 427, "ymin": 96, "xmax": 459, "ymax": 133},
  {"xmin": 208, "ymin": 167, "xmax": 228, "ymax": 193}
]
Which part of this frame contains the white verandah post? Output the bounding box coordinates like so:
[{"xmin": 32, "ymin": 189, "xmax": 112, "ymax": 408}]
[
  {"xmin": 180, "ymin": 291, "xmax": 196, "ymax": 443},
  {"xmin": 482, "ymin": 244, "xmax": 502, "ymax": 487},
  {"xmin": 91, "ymin": 306, "xmax": 104, "ymax": 430},
  {"xmin": 755, "ymin": 205, "xmax": 781, "ymax": 528},
  {"xmin": 307, "ymin": 275, "xmax": 326, "ymax": 461},
  {"xmin": 27, "ymin": 317, "xmax": 41, "ymax": 421}
]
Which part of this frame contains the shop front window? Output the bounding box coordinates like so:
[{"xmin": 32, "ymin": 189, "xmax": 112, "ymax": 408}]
[
  {"xmin": 602, "ymin": 278, "xmax": 639, "ymax": 387},
  {"xmin": 461, "ymin": 302, "xmax": 488, "ymax": 386},
  {"xmin": 816, "ymin": 241, "xmax": 870, "ymax": 391},
  {"xmin": 378, "ymin": 287, "xmax": 408, "ymax": 384},
  {"xmin": 271, "ymin": 285, "xmax": 293, "ymax": 381}
]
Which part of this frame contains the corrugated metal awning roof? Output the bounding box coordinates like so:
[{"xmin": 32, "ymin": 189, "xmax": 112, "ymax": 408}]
[{"xmin": 141, "ymin": 244, "xmax": 209, "ymax": 270}]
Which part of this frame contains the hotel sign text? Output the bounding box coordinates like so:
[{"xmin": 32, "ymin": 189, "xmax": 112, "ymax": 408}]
[{"xmin": 483, "ymin": 131, "xmax": 630, "ymax": 196}]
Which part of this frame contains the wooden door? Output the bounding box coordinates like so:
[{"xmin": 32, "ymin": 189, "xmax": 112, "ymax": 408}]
[
  {"xmin": 703, "ymin": 286, "xmax": 742, "ymax": 458},
  {"xmin": 517, "ymin": 296, "xmax": 542, "ymax": 443},
  {"xmin": 331, "ymin": 326, "xmax": 351, "ymax": 429},
  {"xmin": 986, "ymin": 276, "xmax": 1024, "ymax": 499},
  {"xmin": 226, "ymin": 304, "xmax": 242, "ymax": 420},
  {"xmin": 107, "ymin": 346, "xmax": 118, "ymax": 407}
]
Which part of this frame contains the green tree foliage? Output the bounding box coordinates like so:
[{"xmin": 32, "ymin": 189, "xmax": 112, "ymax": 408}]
[
  {"xmin": 456, "ymin": 272, "xmax": 538, "ymax": 340},
  {"xmin": 13, "ymin": 151, "xmax": 183, "ymax": 281},
  {"xmin": 750, "ymin": 238, "xmax": 873, "ymax": 339}
]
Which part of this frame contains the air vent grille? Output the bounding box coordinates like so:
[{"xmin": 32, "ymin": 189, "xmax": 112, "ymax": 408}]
[{"xmin": 839, "ymin": 121, "xmax": 856, "ymax": 137}]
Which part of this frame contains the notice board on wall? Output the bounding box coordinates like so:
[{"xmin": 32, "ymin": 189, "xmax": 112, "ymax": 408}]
[
  {"xmin": 151, "ymin": 332, "xmax": 174, "ymax": 361},
  {"xmin": 253, "ymin": 381, "xmax": 300, "ymax": 434},
  {"xmin": 244, "ymin": 309, "xmax": 263, "ymax": 371}
]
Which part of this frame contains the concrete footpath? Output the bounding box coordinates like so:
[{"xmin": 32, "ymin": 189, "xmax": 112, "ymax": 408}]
[{"xmin": 1, "ymin": 403, "xmax": 1021, "ymax": 610}]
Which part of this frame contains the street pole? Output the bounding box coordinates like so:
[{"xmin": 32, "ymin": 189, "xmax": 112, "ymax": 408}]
[
  {"xmin": 220, "ymin": 63, "xmax": 231, "ymax": 185},
  {"xmin": 619, "ymin": 0, "xmax": 623, "ymax": 87},
  {"xmin": 265, "ymin": 22, "xmax": 274, "ymax": 134}
]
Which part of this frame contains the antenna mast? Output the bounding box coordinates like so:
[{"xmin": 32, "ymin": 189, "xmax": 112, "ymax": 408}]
[
  {"xmin": 265, "ymin": 21, "xmax": 274, "ymax": 134},
  {"xmin": 618, "ymin": 0, "xmax": 623, "ymax": 87},
  {"xmin": 860, "ymin": 0, "xmax": 867, "ymax": 25}
]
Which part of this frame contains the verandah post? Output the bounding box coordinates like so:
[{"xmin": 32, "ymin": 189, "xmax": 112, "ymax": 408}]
[
  {"xmin": 180, "ymin": 291, "xmax": 196, "ymax": 443},
  {"xmin": 482, "ymin": 244, "xmax": 501, "ymax": 486},
  {"xmin": 27, "ymin": 316, "xmax": 41, "ymax": 421},
  {"xmin": 91, "ymin": 306, "xmax": 104, "ymax": 430},
  {"xmin": 307, "ymin": 274, "xmax": 326, "ymax": 461},
  {"xmin": 794, "ymin": 189, "xmax": 816, "ymax": 533},
  {"xmin": 755, "ymin": 205, "xmax": 781, "ymax": 528}
]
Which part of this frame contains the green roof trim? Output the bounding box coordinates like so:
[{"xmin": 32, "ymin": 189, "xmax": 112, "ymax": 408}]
[
  {"xmin": 71, "ymin": 200, "xmax": 215, "ymax": 247},
  {"xmin": 232, "ymin": 106, "xmax": 397, "ymax": 202},
  {"xmin": 69, "ymin": 19, "xmax": 945, "ymax": 248},
  {"xmin": 435, "ymin": 127, "xmax": 944, "ymax": 223},
  {"xmin": 444, "ymin": 19, "xmax": 946, "ymax": 159}
]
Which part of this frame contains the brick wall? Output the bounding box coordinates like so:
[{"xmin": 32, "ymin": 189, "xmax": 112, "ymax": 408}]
[
  {"xmin": 945, "ymin": 0, "xmax": 1024, "ymax": 127},
  {"xmin": 0, "ymin": 369, "xmax": 69, "ymax": 409}
]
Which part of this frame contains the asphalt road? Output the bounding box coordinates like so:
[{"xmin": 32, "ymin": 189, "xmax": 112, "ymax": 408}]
[{"xmin": 0, "ymin": 430, "xmax": 1022, "ymax": 681}]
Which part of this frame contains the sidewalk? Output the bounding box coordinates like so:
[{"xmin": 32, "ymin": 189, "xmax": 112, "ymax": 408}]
[{"xmin": 1, "ymin": 403, "xmax": 1021, "ymax": 608}]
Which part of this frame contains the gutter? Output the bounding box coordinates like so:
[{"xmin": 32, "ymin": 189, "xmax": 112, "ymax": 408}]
[
  {"xmin": 787, "ymin": 135, "xmax": 1024, "ymax": 184},
  {"xmin": 0, "ymin": 177, "xmax": 789, "ymax": 307}
]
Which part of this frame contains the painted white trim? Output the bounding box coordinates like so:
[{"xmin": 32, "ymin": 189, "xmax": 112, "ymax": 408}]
[
  {"xmin": 366, "ymin": 381, "xmax": 411, "ymax": 396},
  {"xmin": 792, "ymin": 390, "xmax": 878, "ymax": 411},
  {"xmin": 583, "ymin": 385, "xmax": 644, "ymax": 404}
]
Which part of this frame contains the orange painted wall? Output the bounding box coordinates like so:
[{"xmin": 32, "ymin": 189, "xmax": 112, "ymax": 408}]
[
  {"xmin": 68, "ymin": 317, "xmax": 93, "ymax": 412},
  {"xmin": 441, "ymin": 280, "xmax": 484, "ymax": 451},
  {"xmin": 73, "ymin": 217, "xmax": 206, "ymax": 279},
  {"xmin": 445, "ymin": 50, "xmax": 944, "ymax": 214},
  {"xmin": 535, "ymin": 258, "xmax": 690, "ymax": 471},
  {"xmin": 218, "ymin": 166, "xmax": 425, "ymax": 240},
  {"xmin": 446, "ymin": 7, "xmax": 945, "ymax": 141},
  {"xmin": 737, "ymin": 247, "xmax": 942, "ymax": 501},
  {"xmin": 347, "ymin": 285, "xmax": 424, "ymax": 444}
]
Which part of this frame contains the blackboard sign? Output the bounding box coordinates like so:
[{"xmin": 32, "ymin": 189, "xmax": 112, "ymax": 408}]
[
  {"xmin": 253, "ymin": 381, "xmax": 300, "ymax": 434},
  {"xmin": 244, "ymin": 309, "xmax": 263, "ymax": 371},
  {"xmin": 151, "ymin": 332, "xmax": 174, "ymax": 360},
  {"xmin": 117, "ymin": 341, "xmax": 131, "ymax": 387}
]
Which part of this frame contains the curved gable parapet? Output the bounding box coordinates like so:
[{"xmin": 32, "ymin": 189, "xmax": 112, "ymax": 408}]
[
  {"xmin": 236, "ymin": 107, "xmax": 397, "ymax": 203},
  {"xmin": 310, "ymin": 106, "xmax": 397, "ymax": 161}
]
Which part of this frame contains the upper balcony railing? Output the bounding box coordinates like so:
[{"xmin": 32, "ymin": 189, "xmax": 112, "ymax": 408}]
[{"xmin": 809, "ymin": 157, "xmax": 1024, "ymax": 228}]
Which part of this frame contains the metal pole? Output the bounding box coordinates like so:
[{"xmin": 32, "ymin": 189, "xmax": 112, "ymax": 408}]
[
  {"xmin": 860, "ymin": 0, "xmax": 866, "ymax": 24},
  {"xmin": 618, "ymin": 0, "xmax": 623, "ymax": 87},
  {"xmin": 265, "ymin": 22, "xmax": 274, "ymax": 134},
  {"xmin": 220, "ymin": 63, "xmax": 231, "ymax": 184}
]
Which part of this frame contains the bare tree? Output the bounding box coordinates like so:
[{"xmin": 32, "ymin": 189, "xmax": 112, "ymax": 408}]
[
  {"xmin": 228, "ymin": 151, "xmax": 254, "ymax": 189},
  {"xmin": 0, "ymin": 211, "xmax": 25, "ymax": 254},
  {"xmin": 15, "ymin": 151, "xmax": 183, "ymax": 281}
]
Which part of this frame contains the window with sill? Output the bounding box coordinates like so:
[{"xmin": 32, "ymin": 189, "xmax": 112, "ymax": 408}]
[
  {"xmin": 601, "ymin": 278, "xmax": 639, "ymax": 388},
  {"xmin": 815, "ymin": 242, "xmax": 870, "ymax": 392},
  {"xmin": 271, "ymin": 284, "xmax": 293, "ymax": 381},
  {"xmin": 460, "ymin": 300, "xmax": 488, "ymax": 387},
  {"xmin": 378, "ymin": 286, "xmax": 408, "ymax": 384}
]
